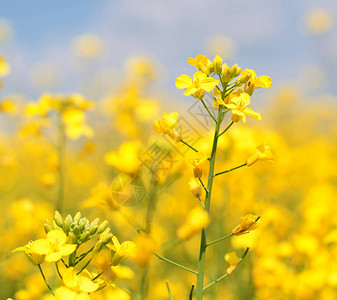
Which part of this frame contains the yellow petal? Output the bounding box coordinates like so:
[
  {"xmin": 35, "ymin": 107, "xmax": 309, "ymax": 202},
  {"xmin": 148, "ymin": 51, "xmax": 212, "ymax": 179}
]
[
  {"xmin": 175, "ymin": 74, "xmax": 192, "ymax": 89},
  {"xmin": 47, "ymin": 229, "xmax": 67, "ymax": 245},
  {"xmin": 31, "ymin": 239, "xmax": 51, "ymax": 255},
  {"xmin": 45, "ymin": 252, "xmax": 63, "ymax": 262},
  {"xmin": 199, "ymin": 78, "xmax": 219, "ymax": 92},
  {"xmin": 244, "ymin": 107, "xmax": 261, "ymax": 121},
  {"xmin": 60, "ymin": 244, "xmax": 77, "ymax": 256}
]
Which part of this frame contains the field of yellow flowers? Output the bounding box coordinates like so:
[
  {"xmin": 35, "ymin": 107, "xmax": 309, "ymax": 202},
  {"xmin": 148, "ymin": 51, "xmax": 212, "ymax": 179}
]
[{"xmin": 1, "ymin": 5, "xmax": 337, "ymax": 300}]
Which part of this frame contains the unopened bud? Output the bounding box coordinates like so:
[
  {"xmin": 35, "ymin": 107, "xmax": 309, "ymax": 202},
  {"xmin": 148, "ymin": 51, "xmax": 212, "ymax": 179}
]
[
  {"xmin": 44, "ymin": 222, "xmax": 53, "ymax": 233},
  {"xmin": 213, "ymin": 56, "xmax": 223, "ymax": 75},
  {"xmin": 230, "ymin": 64, "xmax": 241, "ymax": 78},
  {"xmin": 221, "ymin": 63, "xmax": 231, "ymax": 83},
  {"xmin": 92, "ymin": 240, "xmax": 103, "ymax": 255},
  {"xmin": 97, "ymin": 220, "xmax": 109, "ymax": 234},
  {"xmin": 63, "ymin": 219, "xmax": 70, "ymax": 234},
  {"xmin": 79, "ymin": 231, "xmax": 90, "ymax": 243},
  {"xmin": 67, "ymin": 232, "xmax": 75, "ymax": 244},
  {"xmin": 65, "ymin": 214, "xmax": 73, "ymax": 224},
  {"xmin": 74, "ymin": 212, "xmax": 81, "ymax": 222},
  {"xmin": 52, "ymin": 220, "xmax": 62, "ymax": 230},
  {"xmin": 197, "ymin": 62, "xmax": 210, "ymax": 76},
  {"xmin": 89, "ymin": 223, "xmax": 98, "ymax": 235},
  {"xmin": 54, "ymin": 211, "xmax": 64, "ymax": 227},
  {"xmin": 101, "ymin": 233, "xmax": 113, "ymax": 245}
]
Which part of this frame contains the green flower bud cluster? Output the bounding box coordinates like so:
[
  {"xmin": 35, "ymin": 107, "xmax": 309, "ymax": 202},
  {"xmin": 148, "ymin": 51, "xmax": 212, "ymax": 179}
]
[{"xmin": 44, "ymin": 211, "xmax": 111, "ymax": 246}]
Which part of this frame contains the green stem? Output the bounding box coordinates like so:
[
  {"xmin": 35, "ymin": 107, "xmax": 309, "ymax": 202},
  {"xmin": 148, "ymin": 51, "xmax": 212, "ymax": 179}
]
[
  {"xmin": 198, "ymin": 178, "xmax": 208, "ymax": 194},
  {"xmin": 206, "ymin": 233, "xmax": 234, "ymax": 247},
  {"xmin": 218, "ymin": 122, "xmax": 234, "ymax": 138},
  {"xmin": 203, "ymin": 248, "xmax": 250, "ymax": 293},
  {"xmin": 200, "ymin": 99, "xmax": 217, "ymax": 123},
  {"xmin": 166, "ymin": 281, "xmax": 173, "ymax": 300},
  {"xmin": 155, "ymin": 253, "xmax": 198, "ymax": 275},
  {"xmin": 55, "ymin": 262, "xmax": 63, "ymax": 279},
  {"xmin": 56, "ymin": 118, "xmax": 66, "ymax": 212},
  {"xmin": 75, "ymin": 246, "xmax": 94, "ymax": 265},
  {"xmin": 189, "ymin": 285, "xmax": 195, "ymax": 300},
  {"xmin": 214, "ymin": 163, "xmax": 246, "ymax": 177},
  {"xmin": 140, "ymin": 266, "xmax": 149, "ymax": 300},
  {"xmin": 195, "ymin": 106, "xmax": 223, "ymax": 300},
  {"xmin": 38, "ymin": 264, "xmax": 55, "ymax": 296},
  {"xmin": 181, "ymin": 139, "xmax": 199, "ymax": 153},
  {"xmin": 76, "ymin": 258, "xmax": 93, "ymax": 275},
  {"xmin": 197, "ymin": 194, "xmax": 205, "ymax": 208}
]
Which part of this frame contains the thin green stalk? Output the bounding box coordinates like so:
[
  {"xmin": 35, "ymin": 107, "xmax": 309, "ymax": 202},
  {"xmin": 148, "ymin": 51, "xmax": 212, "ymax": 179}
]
[
  {"xmin": 38, "ymin": 264, "xmax": 55, "ymax": 296},
  {"xmin": 181, "ymin": 139, "xmax": 199, "ymax": 153},
  {"xmin": 140, "ymin": 266, "xmax": 149, "ymax": 300},
  {"xmin": 154, "ymin": 253, "xmax": 198, "ymax": 275},
  {"xmin": 200, "ymin": 99, "xmax": 217, "ymax": 123},
  {"xmin": 189, "ymin": 285, "xmax": 195, "ymax": 300},
  {"xmin": 56, "ymin": 118, "xmax": 66, "ymax": 212},
  {"xmin": 75, "ymin": 246, "xmax": 94, "ymax": 265},
  {"xmin": 198, "ymin": 178, "xmax": 208, "ymax": 194},
  {"xmin": 206, "ymin": 233, "xmax": 234, "ymax": 247},
  {"xmin": 166, "ymin": 281, "xmax": 173, "ymax": 300},
  {"xmin": 203, "ymin": 248, "xmax": 250, "ymax": 293},
  {"xmin": 218, "ymin": 122, "xmax": 234, "ymax": 138},
  {"xmin": 76, "ymin": 257, "xmax": 93, "ymax": 275},
  {"xmin": 197, "ymin": 194, "xmax": 205, "ymax": 208},
  {"xmin": 214, "ymin": 163, "xmax": 246, "ymax": 177},
  {"xmin": 55, "ymin": 262, "xmax": 63, "ymax": 280},
  {"xmin": 195, "ymin": 106, "xmax": 223, "ymax": 300}
]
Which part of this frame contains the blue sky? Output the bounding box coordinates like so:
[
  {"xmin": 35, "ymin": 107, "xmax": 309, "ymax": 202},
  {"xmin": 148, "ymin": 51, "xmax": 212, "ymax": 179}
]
[{"xmin": 1, "ymin": 0, "xmax": 337, "ymax": 99}]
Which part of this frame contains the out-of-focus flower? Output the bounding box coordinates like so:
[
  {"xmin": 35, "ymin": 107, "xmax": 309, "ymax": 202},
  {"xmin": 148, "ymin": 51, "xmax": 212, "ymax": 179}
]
[
  {"xmin": 232, "ymin": 214, "xmax": 260, "ymax": 236},
  {"xmin": 0, "ymin": 99, "xmax": 17, "ymax": 115},
  {"xmin": 30, "ymin": 230, "xmax": 77, "ymax": 262},
  {"xmin": 12, "ymin": 241, "xmax": 45, "ymax": 265},
  {"xmin": 72, "ymin": 34, "xmax": 105, "ymax": 59},
  {"xmin": 225, "ymin": 252, "xmax": 240, "ymax": 275},
  {"xmin": 189, "ymin": 152, "xmax": 207, "ymax": 178},
  {"xmin": 225, "ymin": 93, "xmax": 261, "ymax": 123},
  {"xmin": 104, "ymin": 141, "xmax": 141, "ymax": 174},
  {"xmin": 55, "ymin": 267, "xmax": 99, "ymax": 300},
  {"xmin": 177, "ymin": 207, "xmax": 210, "ymax": 240},
  {"xmin": 107, "ymin": 236, "xmax": 137, "ymax": 266},
  {"xmin": 83, "ymin": 182, "xmax": 119, "ymax": 210},
  {"xmin": 304, "ymin": 8, "xmax": 334, "ymax": 35},
  {"xmin": 0, "ymin": 56, "xmax": 10, "ymax": 76},
  {"xmin": 207, "ymin": 35, "xmax": 237, "ymax": 60},
  {"xmin": 176, "ymin": 71, "xmax": 219, "ymax": 97},
  {"xmin": 133, "ymin": 235, "xmax": 157, "ymax": 267},
  {"xmin": 189, "ymin": 178, "xmax": 203, "ymax": 198},
  {"xmin": 246, "ymin": 143, "xmax": 275, "ymax": 166},
  {"xmin": 153, "ymin": 112, "xmax": 182, "ymax": 142},
  {"xmin": 39, "ymin": 172, "xmax": 56, "ymax": 188}
]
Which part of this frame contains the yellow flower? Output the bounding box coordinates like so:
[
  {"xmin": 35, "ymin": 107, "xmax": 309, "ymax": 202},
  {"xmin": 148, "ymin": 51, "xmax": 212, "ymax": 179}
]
[
  {"xmin": 189, "ymin": 178, "xmax": 203, "ymax": 198},
  {"xmin": 305, "ymin": 8, "xmax": 334, "ymax": 35},
  {"xmin": 189, "ymin": 153, "xmax": 207, "ymax": 178},
  {"xmin": 240, "ymin": 69, "xmax": 272, "ymax": 95},
  {"xmin": 0, "ymin": 99, "xmax": 17, "ymax": 114},
  {"xmin": 232, "ymin": 214, "xmax": 260, "ymax": 236},
  {"xmin": 133, "ymin": 235, "xmax": 157, "ymax": 267},
  {"xmin": 175, "ymin": 71, "xmax": 219, "ymax": 97},
  {"xmin": 246, "ymin": 143, "xmax": 276, "ymax": 166},
  {"xmin": 107, "ymin": 236, "xmax": 137, "ymax": 266},
  {"xmin": 225, "ymin": 93, "xmax": 261, "ymax": 123},
  {"xmin": 212, "ymin": 55, "xmax": 223, "ymax": 75},
  {"xmin": 0, "ymin": 56, "xmax": 10, "ymax": 76},
  {"xmin": 224, "ymin": 252, "xmax": 240, "ymax": 275},
  {"xmin": 32, "ymin": 230, "xmax": 77, "ymax": 262},
  {"xmin": 187, "ymin": 54, "xmax": 213, "ymax": 75},
  {"xmin": 12, "ymin": 241, "xmax": 45, "ymax": 265},
  {"xmin": 177, "ymin": 207, "xmax": 210, "ymax": 240},
  {"xmin": 104, "ymin": 141, "xmax": 141, "ymax": 174},
  {"xmin": 55, "ymin": 267, "xmax": 99, "ymax": 300},
  {"xmin": 153, "ymin": 112, "xmax": 182, "ymax": 142}
]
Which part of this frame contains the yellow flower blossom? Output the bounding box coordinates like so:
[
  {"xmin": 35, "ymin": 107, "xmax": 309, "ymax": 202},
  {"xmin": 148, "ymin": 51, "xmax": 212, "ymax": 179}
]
[
  {"xmin": 0, "ymin": 56, "xmax": 10, "ymax": 76},
  {"xmin": 177, "ymin": 207, "xmax": 210, "ymax": 240},
  {"xmin": 240, "ymin": 69, "xmax": 272, "ymax": 95},
  {"xmin": 104, "ymin": 141, "xmax": 141, "ymax": 174},
  {"xmin": 0, "ymin": 99, "xmax": 17, "ymax": 114},
  {"xmin": 189, "ymin": 153, "xmax": 207, "ymax": 178},
  {"xmin": 232, "ymin": 214, "xmax": 260, "ymax": 236},
  {"xmin": 82, "ymin": 182, "xmax": 119, "ymax": 210},
  {"xmin": 304, "ymin": 8, "xmax": 334, "ymax": 35},
  {"xmin": 225, "ymin": 252, "xmax": 240, "ymax": 275},
  {"xmin": 189, "ymin": 178, "xmax": 203, "ymax": 198},
  {"xmin": 31, "ymin": 229, "xmax": 77, "ymax": 262},
  {"xmin": 55, "ymin": 267, "xmax": 99, "ymax": 300},
  {"xmin": 225, "ymin": 93, "xmax": 261, "ymax": 123},
  {"xmin": 12, "ymin": 241, "xmax": 45, "ymax": 265},
  {"xmin": 187, "ymin": 54, "xmax": 213, "ymax": 75},
  {"xmin": 107, "ymin": 236, "xmax": 137, "ymax": 266},
  {"xmin": 246, "ymin": 143, "xmax": 276, "ymax": 166},
  {"xmin": 175, "ymin": 71, "xmax": 219, "ymax": 97},
  {"xmin": 133, "ymin": 235, "xmax": 157, "ymax": 267},
  {"xmin": 153, "ymin": 112, "xmax": 182, "ymax": 142}
]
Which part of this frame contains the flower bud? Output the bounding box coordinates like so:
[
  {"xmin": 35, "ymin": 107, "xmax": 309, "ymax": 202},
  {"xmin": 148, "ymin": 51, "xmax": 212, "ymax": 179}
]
[
  {"xmin": 197, "ymin": 62, "xmax": 210, "ymax": 76},
  {"xmin": 63, "ymin": 219, "xmax": 70, "ymax": 234},
  {"xmin": 101, "ymin": 233, "xmax": 113, "ymax": 245},
  {"xmin": 43, "ymin": 222, "xmax": 53, "ymax": 233},
  {"xmin": 89, "ymin": 219, "xmax": 99, "ymax": 235},
  {"xmin": 67, "ymin": 232, "xmax": 75, "ymax": 244},
  {"xmin": 213, "ymin": 55, "xmax": 223, "ymax": 75},
  {"xmin": 221, "ymin": 63, "xmax": 232, "ymax": 83},
  {"xmin": 230, "ymin": 64, "xmax": 241, "ymax": 78},
  {"xmin": 52, "ymin": 220, "xmax": 62, "ymax": 230},
  {"xmin": 92, "ymin": 240, "xmax": 103, "ymax": 255},
  {"xmin": 97, "ymin": 220, "xmax": 109, "ymax": 234},
  {"xmin": 74, "ymin": 212, "xmax": 81, "ymax": 222},
  {"xmin": 189, "ymin": 178, "xmax": 203, "ymax": 198},
  {"xmin": 65, "ymin": 214, "xmax": 73, "ymax": 224},
  {"xmin": 79, "ymin": 231, "xmax": 90, "ymax": 243},
  {"xmin": 54, "ymin": 211, "xmax": 64, "ymax": 228}
]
